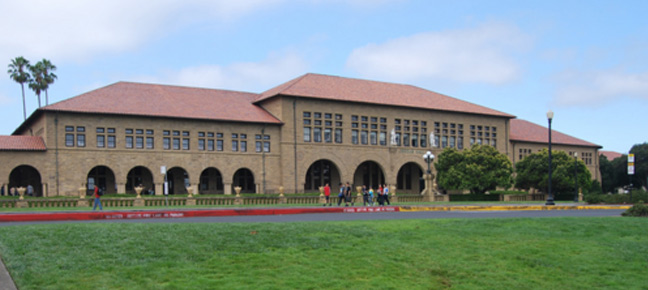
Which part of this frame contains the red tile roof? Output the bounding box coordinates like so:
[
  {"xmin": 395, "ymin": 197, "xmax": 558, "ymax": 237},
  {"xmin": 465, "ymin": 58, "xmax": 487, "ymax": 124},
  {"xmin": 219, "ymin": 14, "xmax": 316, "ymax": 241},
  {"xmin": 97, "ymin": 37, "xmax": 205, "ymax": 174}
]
[
  {"xmin": 0, "ymin": 136, "xmax": 46, "ymax": 151},
  {"xmin": 42, "ymin": 82, "xmax": 282, "ymax": 124},
  {"xmin": 510, "ymin": 119, "xmax": 600, "ymax": 148},
  {"xmin": 600, "ymin": 150, "xmax": 623, "ymax": 160},
  {"xmin": 257, "ymin": 73, "xmax": 515, "ymax": 118}
]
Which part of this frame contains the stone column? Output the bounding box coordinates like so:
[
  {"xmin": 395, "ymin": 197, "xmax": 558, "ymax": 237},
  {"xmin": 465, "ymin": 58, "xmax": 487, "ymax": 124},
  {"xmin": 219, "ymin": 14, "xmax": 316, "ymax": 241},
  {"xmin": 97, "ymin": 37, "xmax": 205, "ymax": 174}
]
[
  {"xmin": 224, "ymin": 183, "xmax": 232, "ymax": 195},
  {"xmin": 155, "ymin": 182, "xmax": 164, "ymax": 196},
  {"xmin": 117, "ymin": 183, "xmax": 126, "ymax": 195},
  {"xmin": 42, "ymin": 183, "xmax": 48, "ymax": 198}
]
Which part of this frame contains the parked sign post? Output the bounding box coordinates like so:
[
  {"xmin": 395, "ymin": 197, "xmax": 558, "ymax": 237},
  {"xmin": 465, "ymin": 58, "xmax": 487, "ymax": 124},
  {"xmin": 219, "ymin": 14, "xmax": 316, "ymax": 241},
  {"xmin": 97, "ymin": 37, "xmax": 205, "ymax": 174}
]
[
  {"xmin": 628, "ymin": 154, "xmax": 634, "ymax": 202},
  {"xmin": 161, "ymin": 166, "xmax": 168, "ymax": 206}
]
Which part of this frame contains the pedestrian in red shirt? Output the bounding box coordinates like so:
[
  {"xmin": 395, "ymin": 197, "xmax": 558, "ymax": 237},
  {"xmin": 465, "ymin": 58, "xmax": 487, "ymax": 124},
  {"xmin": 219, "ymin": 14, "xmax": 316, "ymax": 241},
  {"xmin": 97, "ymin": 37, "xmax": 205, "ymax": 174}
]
[{"xmin": 323, "ymin": 183, "xmax": 331, "ymax": 206}]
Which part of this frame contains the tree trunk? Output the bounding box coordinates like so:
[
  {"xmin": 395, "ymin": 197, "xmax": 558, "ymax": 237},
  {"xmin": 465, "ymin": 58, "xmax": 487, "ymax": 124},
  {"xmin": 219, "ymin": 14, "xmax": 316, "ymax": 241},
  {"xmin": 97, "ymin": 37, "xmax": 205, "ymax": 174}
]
[{"xmin": 21, "ymin": 84, "xmax": 26, "ymax": 120}]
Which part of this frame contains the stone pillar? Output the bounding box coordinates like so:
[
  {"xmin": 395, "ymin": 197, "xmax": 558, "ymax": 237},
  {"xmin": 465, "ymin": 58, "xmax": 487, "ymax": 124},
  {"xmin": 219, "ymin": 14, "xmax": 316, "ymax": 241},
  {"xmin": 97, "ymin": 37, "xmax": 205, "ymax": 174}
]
[
  {"xmin": 224, "ymin": 183, "xmax": 233, "ymax": 195},
  {"xmin": 2, "ymin": 184, "xmax": 7, "ymax": 197},
  {"xmin": 578, "ymin": 188, "xmax": 583, "ymax": 202},
  {"xmin": 117, "ymin": 183, "xmax": 126, "ymax": 195},
  {"xmin": 42, "ymin": 183, "xmax": 48, "ymax": 198},
  {"xmin": 255, "ymin": 183, "xmax": 261, "ymax": 194},
  {"xmin": 155, "ymin": 183, "xmax": 164, "ymax": 196}
]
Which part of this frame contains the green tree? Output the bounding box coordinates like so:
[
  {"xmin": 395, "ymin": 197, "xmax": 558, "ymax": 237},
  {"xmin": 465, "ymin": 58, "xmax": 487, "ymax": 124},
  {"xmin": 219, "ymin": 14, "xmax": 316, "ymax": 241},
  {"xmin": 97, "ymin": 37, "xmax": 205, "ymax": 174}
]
[
  {"xmin": 611, "ymin": 154, "xmax": 629, "ymax": 191},
  {"xmin": 38, "ymin": 59, "xmax": 57, "ymax": 106},
  {"xmin": 599, "ymin": 154, "xmax": 616, "ymax": 193},
  {"xmin": 7, "ymin": 56, "xmax": 31, "ymax": 120},
  {"xmin": 28, "ymin": 62, "xmax": 46, "ymax": 108},
  {"xmin": 629, "ymin": 143, "xmax": 648, "ymax": 189},
  {"xmin": 435, "ymin": 144, "xmax": 513, "ymax": 194},
  {"xmin": 515, "ymin": 149, "xmax": 591, "ymax": 195}
]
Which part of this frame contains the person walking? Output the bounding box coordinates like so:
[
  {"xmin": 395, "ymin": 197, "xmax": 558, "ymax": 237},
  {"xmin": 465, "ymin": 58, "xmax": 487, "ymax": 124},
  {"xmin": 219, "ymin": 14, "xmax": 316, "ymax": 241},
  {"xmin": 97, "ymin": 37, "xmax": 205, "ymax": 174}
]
[
  {"xmin": 345, "ymin": 182, "xmax": 353, "ymax": 206},
  {"xmin": 337, "ymin": 183, "xmax": 347, "ymax": 206},
  {"xmin": 92, "ymin": 185, "xmax": 103, "ymax": 211},
  {"xmin": 377, "ymin": 185, "xmax": 384, "ymax": 206},
  {"xmin": 368, "ymin": 187, "xmax": 375, "ymax": 206},
  {"xmin": 383, "ymin": 184, "xmax": 391, "ymax": 205},
  {"xmin": 362, "ymin": 185, "xmax": 370, "ymax": 206},
  {"xmin": 323, "ymin": 183, "xmax": 331, "ymax": 206}
]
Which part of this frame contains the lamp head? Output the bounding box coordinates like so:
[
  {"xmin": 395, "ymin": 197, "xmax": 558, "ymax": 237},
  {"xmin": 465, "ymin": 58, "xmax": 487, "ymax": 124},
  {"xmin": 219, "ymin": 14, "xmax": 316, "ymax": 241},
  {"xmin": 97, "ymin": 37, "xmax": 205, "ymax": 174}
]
[{"xmin": 546, "ymin": 110, "xmax": 554, "ymax": 120}]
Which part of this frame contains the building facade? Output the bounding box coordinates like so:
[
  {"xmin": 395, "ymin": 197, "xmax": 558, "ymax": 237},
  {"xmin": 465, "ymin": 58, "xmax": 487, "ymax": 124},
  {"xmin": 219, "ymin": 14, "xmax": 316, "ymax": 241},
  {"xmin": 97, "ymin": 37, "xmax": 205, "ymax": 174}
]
[{"xmin": 0, "ymin": 73, "xmax": 601, "ymax": 197}]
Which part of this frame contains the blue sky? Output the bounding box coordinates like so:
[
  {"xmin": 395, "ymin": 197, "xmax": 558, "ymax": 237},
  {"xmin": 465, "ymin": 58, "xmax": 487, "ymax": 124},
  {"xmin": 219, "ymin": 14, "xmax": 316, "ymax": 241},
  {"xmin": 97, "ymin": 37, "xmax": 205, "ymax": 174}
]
[{"xmin": 1, "ymin": 0, "xmax": 647, "ymax": 153}]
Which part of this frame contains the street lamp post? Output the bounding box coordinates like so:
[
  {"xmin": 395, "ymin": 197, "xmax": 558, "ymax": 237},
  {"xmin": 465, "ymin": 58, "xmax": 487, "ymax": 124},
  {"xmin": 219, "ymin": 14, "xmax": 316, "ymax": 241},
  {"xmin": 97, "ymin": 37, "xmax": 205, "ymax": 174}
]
[
  {"xmin": 546, "ymin": 110, "xmax": 555, "ymax": 206},
  {"xmin": 573, "ymin": 152, "xmax": 579, "ymax": 202},
  {"xmin": 423, "ymin": 151, "xmax": 434, "ymax": 174}
]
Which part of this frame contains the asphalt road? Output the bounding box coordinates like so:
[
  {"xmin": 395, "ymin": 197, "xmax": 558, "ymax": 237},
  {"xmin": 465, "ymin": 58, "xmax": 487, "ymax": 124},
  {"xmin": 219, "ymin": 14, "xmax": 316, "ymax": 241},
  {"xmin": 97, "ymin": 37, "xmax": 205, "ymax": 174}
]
[{"xmin": 0, "ymin": 209, "xmax": 625, "ymax": 226}]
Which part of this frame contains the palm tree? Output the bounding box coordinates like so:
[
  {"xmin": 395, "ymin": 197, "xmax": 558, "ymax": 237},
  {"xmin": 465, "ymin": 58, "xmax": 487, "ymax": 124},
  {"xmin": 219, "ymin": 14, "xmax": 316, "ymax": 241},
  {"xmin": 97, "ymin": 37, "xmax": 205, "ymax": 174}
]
[
  {"xmin": 39, "ymin": 59, "xmax": 57, "ymax": 106},
  {"xmin": 7, "ymin": 56, "xmax": 31, "ymax": 120},
  {"xmin": 28, "ymin": 62, "xmax": 45, "ymax": 108}
]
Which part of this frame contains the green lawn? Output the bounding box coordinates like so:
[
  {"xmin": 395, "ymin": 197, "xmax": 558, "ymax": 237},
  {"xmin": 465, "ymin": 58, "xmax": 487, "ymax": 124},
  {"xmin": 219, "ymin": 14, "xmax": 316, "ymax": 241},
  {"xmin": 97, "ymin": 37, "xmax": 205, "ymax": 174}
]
[{"xmin": 0, "ymin": 217, "xmax": 646, "ymax": 289}]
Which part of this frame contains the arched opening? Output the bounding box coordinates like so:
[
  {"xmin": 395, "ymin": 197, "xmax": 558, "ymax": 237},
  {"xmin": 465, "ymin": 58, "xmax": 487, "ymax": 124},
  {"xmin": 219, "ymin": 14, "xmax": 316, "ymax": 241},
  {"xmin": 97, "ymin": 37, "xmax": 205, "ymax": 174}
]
[
  {"xmin": 233, "ymin": 168, "xmax": 255, "ymax": 193},
  {"xmin": 87, "ymin": 166, "xmax": 116, "ymax": 195},
  {"xmin": 199, "ymin": 167, "xmax": 224, "ymax": 194},
  {"xmin": 397, "ymin": 162, "xmax": 424, "ymax": 194},
  {"xmin": 126, "ymin": 166, "xmax": 154, "ymax": 195},
  {"xmin": 9, "ymin": 165, "xmax": 42, "ymax": 197},
  {"xmin": 353, "ymin": 161, "xmax": 385, "ymax": 191},
  {"xmin": 166, "ymin": 167, "xmax": 189, "ymax": 195},
  {"xmin": 304, "ymin": 159, "xmax": 341, "ymax": 192}
]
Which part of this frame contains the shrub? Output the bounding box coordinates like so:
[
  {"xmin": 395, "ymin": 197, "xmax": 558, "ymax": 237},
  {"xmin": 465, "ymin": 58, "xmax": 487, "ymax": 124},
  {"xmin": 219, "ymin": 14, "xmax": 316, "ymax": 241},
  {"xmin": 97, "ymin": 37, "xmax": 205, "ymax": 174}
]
[{"xmin": 622, "ymin": 201, "xmax": 648, "ymax": 217}]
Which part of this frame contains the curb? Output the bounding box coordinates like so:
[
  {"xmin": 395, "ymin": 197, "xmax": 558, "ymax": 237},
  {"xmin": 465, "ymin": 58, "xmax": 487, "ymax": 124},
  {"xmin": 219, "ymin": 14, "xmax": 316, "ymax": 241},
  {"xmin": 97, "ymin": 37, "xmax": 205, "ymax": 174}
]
[{"xmin": 0, "ymin": 204, "xmax": 629, "ymax": 223}]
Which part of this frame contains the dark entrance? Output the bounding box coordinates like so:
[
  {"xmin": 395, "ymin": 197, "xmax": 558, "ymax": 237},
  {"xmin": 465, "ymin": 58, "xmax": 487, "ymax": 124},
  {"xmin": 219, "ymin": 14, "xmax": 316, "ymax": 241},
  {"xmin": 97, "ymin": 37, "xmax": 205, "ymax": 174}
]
[
  {"xmin": 199, "ymin": 167, "xmax": 224, "ymax": 194},
  {"xmin": 9, "ymin": 165, "xmax": 42, "ymax": 196},
  {"xmin": 233, "ymin": 168, "xmax": 255, "ymax": 193},
  {"xmin": 126, "ymin": 166, "xmax": 154, "ymax": 194},
  {"xmin": 87, "ymin": 166, "xmax": 116, "ymax": 195},
  {"xmin": 304, "ymin": 160, "xmax": 341, "ymax": 192}
]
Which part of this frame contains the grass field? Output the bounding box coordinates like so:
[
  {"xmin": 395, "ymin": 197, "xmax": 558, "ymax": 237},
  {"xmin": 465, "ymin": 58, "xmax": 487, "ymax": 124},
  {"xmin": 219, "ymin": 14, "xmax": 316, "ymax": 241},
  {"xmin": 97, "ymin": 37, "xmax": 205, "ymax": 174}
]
[{"xmin": 0, "ymin": 217, "xmax": 646, "ymax": 289}]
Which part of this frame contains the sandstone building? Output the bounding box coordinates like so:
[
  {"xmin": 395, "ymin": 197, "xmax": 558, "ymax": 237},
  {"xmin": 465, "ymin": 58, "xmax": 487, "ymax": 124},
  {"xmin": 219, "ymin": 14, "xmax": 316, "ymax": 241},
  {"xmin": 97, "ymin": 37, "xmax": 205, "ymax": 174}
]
[{"xmin": 0, "ymin": 73, "xmax": 601, "ymax": 197}]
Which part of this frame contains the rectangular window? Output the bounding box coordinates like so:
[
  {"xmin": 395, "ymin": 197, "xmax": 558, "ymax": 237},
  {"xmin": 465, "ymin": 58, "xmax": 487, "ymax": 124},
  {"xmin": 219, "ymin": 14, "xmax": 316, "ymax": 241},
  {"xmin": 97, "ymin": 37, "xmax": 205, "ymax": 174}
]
[
  {"xmin": 458, "ymin": 136, "xmax": 464, "ymax": 149},
  {"xmin": 146, "ymin": 129, "xmax": 154, "ymax": 135},
  {"xmin": 136, "ymin": 136, "xmax": 144, "ymax": 149},
  {"xmin": 96, "ymin": 127, "xmax": 105, "ymax": 133},
  {"xmin": 395, "ymin": 132, "xmax": 401, "ymax": 146},
  {"xmin": 108, "ymin": 136, "xmax": 116, "ymax": 148},
  {"xmin": 352, "ymin": 130, "xmax": 358, "ymax": 144},
  {"xmin": 182, "ymin": 138, "xmax": 189, "ymax": 150},
  {"xmin": 125, "ymin": 136, "xmax": 133, "ymax": 148},
  {"xmin": 420, "ymin": 134, "xmax": 427, "ymax": 147},
  {"xmin": 442, "ymin": 136, "xmax": 448, "ymax": 148},
  {"xmin": 97, "ymin": 135, "xmax": 105, "ymax": 148},
  {"xmin": 77, "ymin": 134, "xmax": 86, "ymax": 147},
  {"xmin": 126, "ymin": 129, "xmax": 133, "ymax": 134},
  {"xmin": 403, "ymin": 133, "xmax": 410, "ymax": 147},
  {"xmin": 208, "ymin": 139, "xmax": 215, "ymax": 151},
  {"xmin": 217, "ymin": 140, "xmax": 223, "ymax": 151},
  {"xmin": 241, "ymin": 141, "xmax": 247, "ymax": 152},
  {"xmin": 256, "ymin": 141, "xmax": 262, "ymax": 152},
  {"xmin": 135, "ymin": 129, "xmax": 143, "ymax": 135},
  {"xmin": 324, "ymin": 128, "xmax": 332, "ymax": 143},
  {"xmin": 173, "ymin": 138, "xmax": 180, "ymax": 150},
  {"xmin": 65, "ymin": 134, "xmax": 74, "ymax": 147},
  {"xmin": 65, "ymin": 126, "xmax": 74, "ymax": 132},
  {"xmin": 146, "ymin": 137, "xmax": 154, "ymax": 149},
  {"xmin": 335, "ymin": 129, "xmax": 343, "ymax": 143},
  {"xmin": 313, "ymin": 128, "xmax": 322, "ymax": 142},
  {"xmin": 304, "ymin": 127, "xmax": 311, "ymax": 142},
  {"xmin": 263, "ymin": 141, "xmax": 271, "ymax": 152},
  {"xmin": 380, "ymin": 132, "xmax": 387, "ymax": 146},
  {"xmin": 335, "ymin": 114, "xmax": 343, "ymax": 120},
  {"xmin": 434, "ymin": 135, "xmax": 440, "ymax": 148},
  {"xmin": 411, "ymin": 134, "xmax": 418, "ymax": 147},
  {"xmin": 163, "ymin": 137, "xmax": 170, "ymax": 150},
  {"xmin": 198, "ymin": 139, "xmax": 205, "ymax": 151},
  {"xmin": 232, "ymin": 140, "xmax": 238, "ymax": 151},
  {"xmin": 449, "ymin": 136, "xmax": 456, "ymax": 148},
  {"xmin": 361, "ymin": 130, "xmax": 368, "ymax": 145},
  {"xmin": 370, "ymin": 131, "xmax": 377, "ymax": 145}
]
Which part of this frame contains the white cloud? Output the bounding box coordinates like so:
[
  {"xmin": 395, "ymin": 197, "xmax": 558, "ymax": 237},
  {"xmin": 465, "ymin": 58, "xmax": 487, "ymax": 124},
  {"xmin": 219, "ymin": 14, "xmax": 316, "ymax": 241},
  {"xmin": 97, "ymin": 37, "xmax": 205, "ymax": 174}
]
[
  {"xmin": 139, "ymin": 52, "xmax": 309, "ymax": 92},
  {"xmin": 553, "ymin": 69, "xmax": 648, "ymax": 106},
  {"xmin": 346, "ymin": 22, "xmax": 530, "ymax": 84},
  {"xmin": 0, "ymin": 0, "xmax": 283, "ymax": 63}
]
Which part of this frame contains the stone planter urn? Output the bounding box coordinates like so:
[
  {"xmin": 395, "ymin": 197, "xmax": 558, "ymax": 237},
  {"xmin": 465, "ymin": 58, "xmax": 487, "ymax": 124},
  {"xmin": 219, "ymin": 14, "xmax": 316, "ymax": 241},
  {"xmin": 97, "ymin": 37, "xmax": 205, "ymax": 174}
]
[
  {"xmin": 185, "ymin": 185, "xmax": 193, "ymax": 198},
  {"xmin": 17, "ymin": 187, "xmax": 26, "ymax": 200},
  {"xmin": 319, "ymin": 186, "xmax": 324, "ymax": 197},
  {"xmin": 79, "ymin": 187, "xmax": 86, "ymax": 199},
  {"xmin": 134, "ymin": 185, "xmax": 144, "ymax": 199},
  {"xmin": 234, "ymin": 186, "xmax": 242, "ymax": 197},
  {"xmin": 279, "ymin": 186, "xmax": 285, "ymax": 197}
]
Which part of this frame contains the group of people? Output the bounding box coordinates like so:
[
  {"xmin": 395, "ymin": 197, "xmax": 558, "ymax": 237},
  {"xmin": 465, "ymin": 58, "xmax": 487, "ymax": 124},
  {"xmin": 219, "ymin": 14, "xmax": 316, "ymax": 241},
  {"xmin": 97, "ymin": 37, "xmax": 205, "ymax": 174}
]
[
  {"xmin": 0, "ymin": 185, "xmax": 35, "ymax": 197},
  {"xmin": 321, "ymin": 183, "xmax": 391, "ymax": 207}
]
